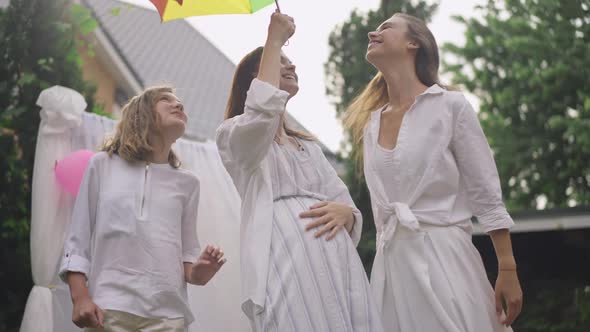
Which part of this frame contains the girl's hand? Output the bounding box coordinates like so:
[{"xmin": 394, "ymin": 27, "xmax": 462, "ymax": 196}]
[
  {"xmin": 299, "ymin": 201, "xmax": 355, "ymax": 240},
  {"xmin": 495, "ymin": 268, "xmax": 523, "ymax": 326},
  {"xmin": 267, "ymin": 11, "xmax": 295, "ymax": 46},
  {"xmin": 189, "ymin": 245, "xmax": 226, "ymax": 285},
  {"xmin": 72, "ymin": 295, "xmax": 104, "ymax": 329}
]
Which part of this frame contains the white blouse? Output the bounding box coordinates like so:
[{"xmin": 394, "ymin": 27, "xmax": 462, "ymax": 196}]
[
  {"xmin": 59, "ymin": 152, "xmax": 201, "ymax": 323},
  {"xmin": 363, "ymin": 85, "xmax": 514, "ymax": 304},
  {"xmin": 216, "ymin": 79, "xmax": 362, "ymax": 315}
]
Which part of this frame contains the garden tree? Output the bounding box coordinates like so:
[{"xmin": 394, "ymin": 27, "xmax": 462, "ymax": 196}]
[
  {"xmin": 324, "ymin": 0, "xmax": 439, "ymax": 271},
  {"xmin": 0, "ymin": 0, "xmax": 97, "ymax": 330},
  {"xmin": 443, "ymin": 0, "xmax": 590, "ymax": 210}
]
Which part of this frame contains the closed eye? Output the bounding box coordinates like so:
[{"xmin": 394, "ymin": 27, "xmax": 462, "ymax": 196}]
[
  {"xmin": 378, "ymin": 22, "xmax": 394, "ymax": 32},
  {"xmin": 280, "ymin": 56, "xmax": 292, "ymax": 66}
]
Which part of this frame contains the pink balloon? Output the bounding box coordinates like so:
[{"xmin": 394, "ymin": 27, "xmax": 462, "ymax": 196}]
[{"xmin": 55, "ymin": 150, "xmax": 95, "ymax": 195}]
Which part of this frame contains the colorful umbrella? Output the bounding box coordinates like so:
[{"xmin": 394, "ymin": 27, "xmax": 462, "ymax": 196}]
[{"xmin": 150, "ymin": 0, "xmax": 281, "ymax": 22}]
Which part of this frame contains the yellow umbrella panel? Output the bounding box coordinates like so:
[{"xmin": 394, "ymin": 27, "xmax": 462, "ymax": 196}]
[{"xmin": 150, "ymin": 0, "xmax": 278, "ymax": 22}]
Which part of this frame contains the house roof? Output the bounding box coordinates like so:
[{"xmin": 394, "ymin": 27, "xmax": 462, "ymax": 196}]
[
  {"xmin": 84, "ymin": 0, "xmax": 235, "ymax": 141},
  {"xmin": 82, "ymin": 0, "xmax": 336, "ymax": 158}
]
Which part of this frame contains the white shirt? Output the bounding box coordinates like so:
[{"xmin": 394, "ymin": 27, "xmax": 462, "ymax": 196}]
[
  {"xmin": 363, "ymin": 84, "xmax": 514, "ymax": 307},
  {"xmin": 215, "ymin": 79, "xmax": 362, "ymax": 315},
  {"xmin": 59, "ymin": 152, "xmax": 200, "ymax": 323}
]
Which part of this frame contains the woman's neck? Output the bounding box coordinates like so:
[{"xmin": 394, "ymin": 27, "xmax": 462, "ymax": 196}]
[
  {"xmin": 380, "ymin": 64, "xmax": 428, "ymax": 109},
  {"xmin": 275, "ymin": 114, "xmax": 287, "ymax": 139}
]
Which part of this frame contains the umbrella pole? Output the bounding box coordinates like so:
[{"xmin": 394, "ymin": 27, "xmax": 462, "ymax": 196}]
[{"xmin": 274, "ymin": 0, "xmax": 289, "ymax": 46}]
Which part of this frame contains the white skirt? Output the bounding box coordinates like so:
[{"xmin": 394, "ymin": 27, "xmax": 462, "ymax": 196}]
[
  {"xmin": 249, "ymin": 196, "xmax": 383, "ymax": 332},
  {"xmin": 374, "ymin": 223, "xmax": 512, "ymax": 332}
]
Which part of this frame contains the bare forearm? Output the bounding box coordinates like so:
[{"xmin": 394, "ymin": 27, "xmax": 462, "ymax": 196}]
[
  {"xmin": 345, "ymin": 210, "xmax": 357, "ymax": 233},
  {"xmin": 257, "ymin": 39, "xmax": 282, "ymax": 87},
  {"xmin": 67, "ymin": 272, "xmax": 90, "ymax": 302},
  {"xmin": 489, "ymin": 228, "xmax": 517, "ymax": 270},
  {"xmin": 183, "ymin": 262, "xmax": 205, "ymax": 285},
  {"xmin": 184, "ymin": 262, "xmax": 197, "ymax": 285}
]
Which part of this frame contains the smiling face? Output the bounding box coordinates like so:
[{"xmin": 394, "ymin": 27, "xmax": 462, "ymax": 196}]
[
  {"xmin": 366, "ymin": 13, "xmax": 441, "ymax": 90},
  {"xmin": 366, "ymin": 15, "xmax": 420, "ymax": 68},
  {"xmin": 154, "ymin": 92, "xmax": 187, "ymax": 140},
  {"xmin": 278, "ymin": 52, "xmax": 299, "ymax": 98}
]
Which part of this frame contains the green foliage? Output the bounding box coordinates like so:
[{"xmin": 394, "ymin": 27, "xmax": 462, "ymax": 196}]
[
  {"xmin": 0, "ymin": 0, "xmax": 97, "ymax": 330},
  {"xmin": 92, "ymin": 103, "xmax": 112, "ymax": 119},
  {"xmin": 443, "ymin": 0, "xmax": 590, "ymax": 210},
  {"xmin": 514, "ymin": 283, "xmax": 590, "ymax": 332}
]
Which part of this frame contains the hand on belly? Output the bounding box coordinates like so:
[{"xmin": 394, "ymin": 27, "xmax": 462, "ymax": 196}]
[{"xmin": 299, "ymin": 201, "xmax": 354, "ymax": 241}]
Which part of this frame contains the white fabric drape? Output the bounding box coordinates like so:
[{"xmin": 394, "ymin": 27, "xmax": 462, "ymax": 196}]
[
  {"xmin": 21, "ymin": 86, "xmax": 86, "ymax": 332},
  {"xmin": 21, "ymin": 86, "xmax": 247, "ymax": 332}
]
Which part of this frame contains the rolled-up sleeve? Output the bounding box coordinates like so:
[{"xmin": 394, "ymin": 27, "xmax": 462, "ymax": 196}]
[
  {"xmin": 451, "ymin": 97, "xmax": 514, "ymax": 233},
  {"xmin": 58, "ymin": 156, "xmax": 99, "ymax": 282}
]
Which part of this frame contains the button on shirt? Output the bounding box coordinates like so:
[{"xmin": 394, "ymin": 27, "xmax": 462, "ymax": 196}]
[{"xmin": 59, "ymin": 152, "xmax": 201, "ymax": 323}]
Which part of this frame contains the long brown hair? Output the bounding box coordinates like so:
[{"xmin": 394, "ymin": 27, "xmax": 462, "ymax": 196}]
[
  {"xmin": 225, "ymin": 46, "xmax": 314, "ymax": 141},
  {"xmin": 344, "ymin": 13, "xmax": 444, "ymax": 168},
  {"xmin": 102, "ymin": 85, "xmax": 181, "ymax": 168}
]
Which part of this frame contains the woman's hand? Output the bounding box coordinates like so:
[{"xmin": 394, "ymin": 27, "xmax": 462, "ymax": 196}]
[
  {"xmin": 494, "ymin": 265, "xmax": 523, "ymax": 326},
  {"xmin": 489, "ymin": 229, "xmax": 523, "ymax": 327},
  {"xmin": 266, "ymin": 10, "xmax": 295, "ymax": 47},
  {"xmin": 258, "ymin": 11, "xmax": 295, "ymax": 87},
  {"xmin": 299, "ymin": 201, "xmax": 355, "ymax": 240}
]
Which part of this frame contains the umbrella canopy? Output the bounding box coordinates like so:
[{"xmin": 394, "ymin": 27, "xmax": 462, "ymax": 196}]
[{"xmin": 150, "ymin": 0, "xmax": 279, "ymax": 22}]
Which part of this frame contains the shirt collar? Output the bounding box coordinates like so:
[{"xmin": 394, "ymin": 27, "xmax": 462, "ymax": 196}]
[
  {"xmin": 369, "ymin": 84, "xmax": 444, "ymax": 126},
  {"xmin": 371, "ymin": 84, "xmax": 444, "ymax": 115},
  {"xmin": 421, "ymin": 83, "xmax": 444, "ymax": 96}
]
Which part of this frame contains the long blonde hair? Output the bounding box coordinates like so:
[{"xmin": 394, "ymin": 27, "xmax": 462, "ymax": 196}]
[
  {"xmin": 102, "ymin": 85, "xmax": 181, "ymax": 168},
  {"xmin": 344, "ymin": 13, "xmax": 443, "ymax": 168}
]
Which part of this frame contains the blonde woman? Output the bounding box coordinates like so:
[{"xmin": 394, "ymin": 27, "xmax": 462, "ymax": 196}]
[
  {"xmin": 344, "ymin": 13, "xmax": 523, "ymax": 331},
  {"xmin": 59, "ymin": 86, "xmax": 226, "ymax": 331}
]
